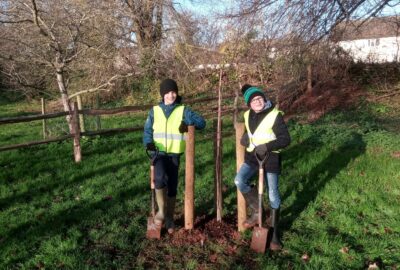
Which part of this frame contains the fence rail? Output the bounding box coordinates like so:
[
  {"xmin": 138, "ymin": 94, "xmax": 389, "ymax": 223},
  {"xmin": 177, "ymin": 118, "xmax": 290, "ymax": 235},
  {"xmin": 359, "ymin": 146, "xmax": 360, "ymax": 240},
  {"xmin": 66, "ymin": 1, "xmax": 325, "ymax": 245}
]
[
  {"xmin": 0, "ymin": 95, "xmax": 241, "ymax": 159},
  {"xmin": 0, "ymin": 95, "xmax": 237, "ymax": 125},
  {"xmin": 0, "ymin": 111, "xmax": 69, "ymax": 125},
  {"xmin": 0, "ymin": 134, "xmax": 73, "ymax": 152}
]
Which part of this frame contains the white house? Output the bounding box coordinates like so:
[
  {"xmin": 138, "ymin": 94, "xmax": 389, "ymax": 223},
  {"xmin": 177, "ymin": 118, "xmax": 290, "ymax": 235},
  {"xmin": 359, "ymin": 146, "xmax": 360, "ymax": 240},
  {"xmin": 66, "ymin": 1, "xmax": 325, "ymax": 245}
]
[{"xmin": 335, "ymin": 16, "xmax": 400, "ymax": 63}]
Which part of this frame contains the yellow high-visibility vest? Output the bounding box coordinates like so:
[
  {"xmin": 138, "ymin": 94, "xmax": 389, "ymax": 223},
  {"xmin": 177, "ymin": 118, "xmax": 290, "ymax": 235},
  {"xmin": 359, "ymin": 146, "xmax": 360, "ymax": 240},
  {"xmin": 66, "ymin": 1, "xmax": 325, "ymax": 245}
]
[
  {"xmin": 153, "ymin": 105, "xmax": 185, "ymax": 154},
  {"xmin": 244, "ymin": 108, "xmax": 281, "ymax": 153}
]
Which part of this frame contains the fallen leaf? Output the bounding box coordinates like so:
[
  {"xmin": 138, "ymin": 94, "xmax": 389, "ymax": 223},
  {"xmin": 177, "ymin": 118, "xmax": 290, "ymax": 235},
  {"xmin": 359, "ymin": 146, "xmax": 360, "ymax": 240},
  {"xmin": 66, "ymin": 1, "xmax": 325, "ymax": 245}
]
[
  {"xmin": 368, "ymin": 262, "xmax": 379, "ymax": 269},
  {"xmin": 209, "ymin": 254, "xmax": 218, "ymax": 263},
  {"xmin": 391, "ymin": 151, "xmax": 400, "ymax": 158},
  {"xmin": 340, "ymin": 247, "xmax": 349, "ymax": 254},
  {"xmin": 301, "ymin": 253, "xmax": 310, "ymax": 262},
  {"xmin": 384, "ymin": 227, "xmax": 393, "ymax": 234}
]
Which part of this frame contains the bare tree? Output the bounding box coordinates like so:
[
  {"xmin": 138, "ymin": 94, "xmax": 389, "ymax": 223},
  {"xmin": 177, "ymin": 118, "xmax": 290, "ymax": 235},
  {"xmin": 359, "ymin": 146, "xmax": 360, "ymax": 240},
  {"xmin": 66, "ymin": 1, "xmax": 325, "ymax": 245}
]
[
  {"xmin": 226, "ymin": 1, "xmax": 394, "ymax": 42},
  {"xmin": 120, "ymin": 0, "xmax": 168, "ymax": 77},
  {"xmin": 119, "ymin": 0, "xmax": 209, "ymax": 79},
  {"xmin": 215, "ymin": 1, "xmax": 397, "ymax": 104},
  {"xmin": 0, "ymin": 0, "xmax": 123, "ymax": 130}
]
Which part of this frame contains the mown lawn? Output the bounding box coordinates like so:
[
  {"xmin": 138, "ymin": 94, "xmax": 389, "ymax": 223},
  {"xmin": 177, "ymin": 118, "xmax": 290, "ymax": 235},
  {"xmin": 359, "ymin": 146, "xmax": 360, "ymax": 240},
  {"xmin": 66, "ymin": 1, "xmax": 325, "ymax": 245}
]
[{"xmin": 0, "ymin": 100, "xmax": 399, "ymax": 269}]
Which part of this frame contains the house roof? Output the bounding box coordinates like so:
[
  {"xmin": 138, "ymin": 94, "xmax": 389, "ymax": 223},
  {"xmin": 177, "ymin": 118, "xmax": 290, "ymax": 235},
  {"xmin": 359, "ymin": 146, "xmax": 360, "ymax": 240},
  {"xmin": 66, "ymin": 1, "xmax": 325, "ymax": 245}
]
[{"xmin": 333, "ymin": 16, "xmax": 400, "ymax": 41}]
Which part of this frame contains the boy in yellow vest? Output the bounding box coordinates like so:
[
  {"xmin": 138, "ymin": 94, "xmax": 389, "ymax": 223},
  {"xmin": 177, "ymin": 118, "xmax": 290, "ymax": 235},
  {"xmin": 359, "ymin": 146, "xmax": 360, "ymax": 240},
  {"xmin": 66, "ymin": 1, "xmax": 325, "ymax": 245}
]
[
  {"xmin": 143, "ymin": 78, "xmax": 205, "ymax": 234},
  {"xmin": 235, "ymin": 84, "xmax": 291, "ymax": 250}
]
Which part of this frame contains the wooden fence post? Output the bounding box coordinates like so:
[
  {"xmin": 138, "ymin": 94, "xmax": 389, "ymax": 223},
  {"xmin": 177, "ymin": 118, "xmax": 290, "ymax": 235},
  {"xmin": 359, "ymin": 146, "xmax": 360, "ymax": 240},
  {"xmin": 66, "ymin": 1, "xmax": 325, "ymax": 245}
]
[
  {"xmin": 235, "ymin": 122, "xmax": 246, "ymax": 231},
  {"xmin": 71, "ymin": 102, "xmax": 82, "ymax": 163},
  {"xmin": 185, "ymin": 125, "xmax": 195, "ymax": 230},
  {"xmin": 41, "ymin": 98, "xmax": 47, "ymax": 139},
  {"xmin": 95, "ymin": 93, "xmax": 101, "ymax": 130},
  {"xmin": 214, "ymin": 119, "xmax": 223, "ymax": 222},
  {"xmin": 76, "ymin": 95, "xmax": 85, "ymax": 133},
  {"xmin": 307, "ymin": 63, "xmax": 313, "ymax": 95}
]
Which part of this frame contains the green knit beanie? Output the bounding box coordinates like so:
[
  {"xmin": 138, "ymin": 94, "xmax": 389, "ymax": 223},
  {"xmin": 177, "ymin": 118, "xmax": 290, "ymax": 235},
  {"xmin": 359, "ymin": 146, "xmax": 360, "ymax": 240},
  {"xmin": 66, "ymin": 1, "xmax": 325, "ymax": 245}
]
[{"xmin": 243, "ymin": 87, "xmax": 265, "ymax": 106}]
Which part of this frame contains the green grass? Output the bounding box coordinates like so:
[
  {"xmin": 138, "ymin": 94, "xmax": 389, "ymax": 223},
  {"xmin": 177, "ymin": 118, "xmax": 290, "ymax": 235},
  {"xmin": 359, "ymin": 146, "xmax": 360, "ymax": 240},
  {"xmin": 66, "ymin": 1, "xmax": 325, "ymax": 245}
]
[{"xmin": 1, "ymin": 100, "xmax": 399, "ymax": 269}]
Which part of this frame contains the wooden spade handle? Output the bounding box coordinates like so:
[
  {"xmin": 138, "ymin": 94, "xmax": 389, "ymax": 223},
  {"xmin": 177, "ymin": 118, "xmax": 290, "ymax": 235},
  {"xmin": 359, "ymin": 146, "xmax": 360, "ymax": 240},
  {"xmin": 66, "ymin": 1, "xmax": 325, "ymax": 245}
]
[
  {"xmin": 150, "ymin": 165, "xmax": 155, "ymax": 190},
  {"xmin": 258, "ymin": 167, "xmax": 264, "ymax": 195},
  {"xmin": 258, "ymin": 167, "xmax": 264, "ymax": 227}
]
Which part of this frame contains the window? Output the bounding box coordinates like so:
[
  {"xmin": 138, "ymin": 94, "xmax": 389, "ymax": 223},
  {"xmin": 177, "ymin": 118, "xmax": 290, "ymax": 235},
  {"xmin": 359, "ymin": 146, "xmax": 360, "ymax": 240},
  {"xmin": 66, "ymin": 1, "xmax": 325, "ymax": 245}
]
[{"xmin": 368, "ymin": 40, "xmax": 375, "ymax": 46}]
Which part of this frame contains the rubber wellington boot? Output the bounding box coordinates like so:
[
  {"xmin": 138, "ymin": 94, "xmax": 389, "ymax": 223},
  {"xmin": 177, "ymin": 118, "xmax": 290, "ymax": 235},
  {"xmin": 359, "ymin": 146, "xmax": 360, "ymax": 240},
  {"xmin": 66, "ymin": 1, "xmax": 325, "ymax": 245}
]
[
  {"xmin": 269, "ymin": 208, "xmax": 282, "ymax": 251},
  {"xmin": 165, "ymin": 196, "xmax": 176, "ymax": 234},
  {"xmin": 242, "ymin": 188, "xmax": 260, "ymax": 229},
  {"xmin": 154, "ymin": 188, "xmax": 166, "ymax": 226}
]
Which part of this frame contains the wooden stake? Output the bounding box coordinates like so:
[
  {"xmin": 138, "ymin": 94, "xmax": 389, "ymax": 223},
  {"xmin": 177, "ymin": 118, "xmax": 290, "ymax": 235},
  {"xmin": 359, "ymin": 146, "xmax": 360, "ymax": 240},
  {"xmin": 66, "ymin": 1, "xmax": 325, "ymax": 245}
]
[
  {"xmin": 214, "ymin": 119, "xmax": 223, "ymax": 222},
  {"xmin": 71, "ymin": 102, "xmax": 82, "ymax": 163},
  {"xmin": 41, "ymin": 98, "xmax": 47, "ymax": 139},
  {"xmin": 185, "ymin": 125, "xmax": 195, "ymax": 230},
  {"xmin": 235, "ymin": 122, "xmax": 246, "ymax": 231}
]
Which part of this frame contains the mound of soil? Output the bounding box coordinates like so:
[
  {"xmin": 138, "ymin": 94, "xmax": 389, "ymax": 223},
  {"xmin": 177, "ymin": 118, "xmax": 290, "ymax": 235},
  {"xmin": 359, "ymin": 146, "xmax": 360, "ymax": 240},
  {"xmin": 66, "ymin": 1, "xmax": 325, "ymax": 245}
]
[{"xmin": 170, "ymin": 215, "xmax": 242, "ymax": 247}]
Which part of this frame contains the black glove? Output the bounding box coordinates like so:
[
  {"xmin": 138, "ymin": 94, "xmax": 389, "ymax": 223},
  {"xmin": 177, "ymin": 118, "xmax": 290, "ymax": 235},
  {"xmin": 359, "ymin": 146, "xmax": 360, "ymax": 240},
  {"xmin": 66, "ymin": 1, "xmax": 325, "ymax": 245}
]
[
  {"xmin": 179, "ymin": 121, "xmax": 188, "ymax": 133},
  {"xmin": 240, "ymin": 133, "xmax": 249, "ymax": 147},
  {"xmin": 255, "ymin": 144, "xmax": 268, "ymax": 158},
  {"xmin": 146, "ymin": 142, "xmax": 156, "ymax": 151}
]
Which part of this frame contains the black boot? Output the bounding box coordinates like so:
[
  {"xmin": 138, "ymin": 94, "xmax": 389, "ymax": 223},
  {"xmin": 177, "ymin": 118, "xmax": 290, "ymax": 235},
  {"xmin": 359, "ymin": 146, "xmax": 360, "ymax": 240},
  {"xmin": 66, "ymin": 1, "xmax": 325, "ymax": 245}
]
[
  {"xmin": 165, "ymin": 196, "xmax": 176, "ymax": 234},
  {"xmin": 270, "ymin": 208, "xmax": 282, "ymax": 251},
  {"xmin": 242, "ymin": 188, "xmax": 260, "ymax": 229}
]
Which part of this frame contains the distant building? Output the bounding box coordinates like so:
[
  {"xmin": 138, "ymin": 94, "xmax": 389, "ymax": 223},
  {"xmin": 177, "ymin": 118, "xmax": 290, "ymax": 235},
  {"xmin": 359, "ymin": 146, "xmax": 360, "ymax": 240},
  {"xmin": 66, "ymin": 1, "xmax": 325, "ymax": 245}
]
[{"xmin": 334, "ymin": 16, "xmax": 400, "ymax": 63}]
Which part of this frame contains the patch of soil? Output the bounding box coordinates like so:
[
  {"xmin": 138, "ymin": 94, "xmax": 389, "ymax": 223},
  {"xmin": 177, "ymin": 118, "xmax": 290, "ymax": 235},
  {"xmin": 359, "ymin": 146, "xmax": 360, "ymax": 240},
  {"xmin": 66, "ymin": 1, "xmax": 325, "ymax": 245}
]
[
  {"xmin": 170, "ymin": 215, "xmax": 242, "ymax": 247},
  {"xmin": 282, "ymin": 80, "xmax": 364, "ymax": 122},
  {"xmin": 138, "ymin": 214, "xmax": 257, "ymax": 269}
]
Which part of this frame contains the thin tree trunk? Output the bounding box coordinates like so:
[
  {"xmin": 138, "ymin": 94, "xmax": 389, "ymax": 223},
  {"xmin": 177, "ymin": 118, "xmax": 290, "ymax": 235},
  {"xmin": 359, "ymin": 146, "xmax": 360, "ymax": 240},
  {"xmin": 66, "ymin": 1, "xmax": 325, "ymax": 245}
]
[
  {"xmin": 56, "ymin": 69, "xmax": 73, "ymax": 133},
  {"xmin": 215, "ymin": 69, "xmax": 223, "ymax": 222}
]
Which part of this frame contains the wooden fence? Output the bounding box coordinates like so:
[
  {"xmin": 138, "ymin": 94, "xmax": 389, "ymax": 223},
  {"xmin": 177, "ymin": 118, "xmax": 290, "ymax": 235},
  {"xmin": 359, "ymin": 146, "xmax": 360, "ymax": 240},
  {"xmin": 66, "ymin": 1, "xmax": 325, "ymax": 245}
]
[{"xmin": 0, "ymin": 95, "xmax": 241, "ymax": 158}]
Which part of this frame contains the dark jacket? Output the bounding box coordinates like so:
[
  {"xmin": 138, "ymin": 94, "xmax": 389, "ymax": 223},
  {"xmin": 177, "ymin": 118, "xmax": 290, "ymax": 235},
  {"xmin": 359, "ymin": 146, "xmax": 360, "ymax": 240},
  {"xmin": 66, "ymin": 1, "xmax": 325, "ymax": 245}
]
[{"xmin": 242, "ymin": 104, "xmax": 291, "ymax": 173}]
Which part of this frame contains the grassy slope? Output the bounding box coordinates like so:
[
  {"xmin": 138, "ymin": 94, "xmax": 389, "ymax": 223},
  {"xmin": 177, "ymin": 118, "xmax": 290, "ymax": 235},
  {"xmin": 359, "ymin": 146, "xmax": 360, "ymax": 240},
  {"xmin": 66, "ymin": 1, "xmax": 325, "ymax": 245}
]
[{"xmin": 0, "ymin": 100, "xmax": 399, "ymax": 269}]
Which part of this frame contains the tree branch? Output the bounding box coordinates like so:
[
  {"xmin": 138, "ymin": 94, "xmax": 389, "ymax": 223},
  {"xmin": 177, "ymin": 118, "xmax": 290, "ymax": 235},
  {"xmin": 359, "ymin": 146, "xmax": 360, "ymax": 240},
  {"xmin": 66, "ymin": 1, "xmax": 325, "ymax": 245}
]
[{"xmin": 68, "ymin": 73, "xmax": 134, "ymax": 99}]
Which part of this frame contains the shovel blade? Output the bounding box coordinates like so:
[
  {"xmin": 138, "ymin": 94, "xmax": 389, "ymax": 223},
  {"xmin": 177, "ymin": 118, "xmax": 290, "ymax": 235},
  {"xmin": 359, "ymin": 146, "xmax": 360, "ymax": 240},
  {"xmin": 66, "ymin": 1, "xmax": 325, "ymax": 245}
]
[
  {"xmin": 146, "ymin": 217, "xmax": 161, "ymax": 239},
  {"xmin": 250, "ymin": 227, "xmax": 269, "ymax": 253}
]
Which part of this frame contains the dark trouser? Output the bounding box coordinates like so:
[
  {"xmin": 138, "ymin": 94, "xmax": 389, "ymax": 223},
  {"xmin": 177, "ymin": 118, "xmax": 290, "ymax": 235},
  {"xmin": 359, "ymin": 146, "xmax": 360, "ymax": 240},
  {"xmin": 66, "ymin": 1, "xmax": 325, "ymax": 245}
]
[{"xmin": 154, "ymin": 155, "xmax": 180, "ymax": 197}]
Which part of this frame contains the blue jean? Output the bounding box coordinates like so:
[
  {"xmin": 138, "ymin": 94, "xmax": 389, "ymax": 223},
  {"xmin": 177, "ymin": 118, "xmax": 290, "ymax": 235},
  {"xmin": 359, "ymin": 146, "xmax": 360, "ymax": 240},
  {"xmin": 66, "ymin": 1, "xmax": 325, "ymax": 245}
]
[{"xmin": 234, "ymin": 162, "xmax": 281, "ymax": 209}]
